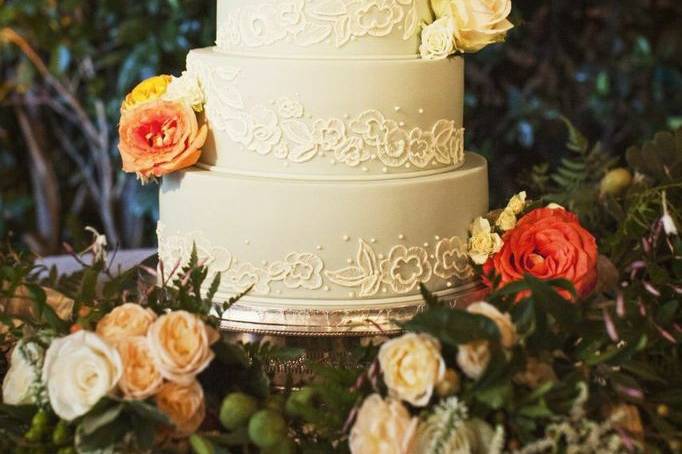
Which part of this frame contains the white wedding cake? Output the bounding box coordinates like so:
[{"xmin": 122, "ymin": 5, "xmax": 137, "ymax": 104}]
[{"xmin": 158, "ymin": 0, "xmax": 494, "ymax": 333}]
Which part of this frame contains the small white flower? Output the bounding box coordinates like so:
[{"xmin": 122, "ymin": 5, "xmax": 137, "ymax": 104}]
[
  {"xmin": 506, "ymin": 191, "xmax": 527, "ymax": 214},
  {"xmin": 468, "ymin": 217, "xmax": 503, "ymax": 265},
  {"xmin": 419, "ymin": 17, "xmax": 456, "ymax": 60},
  {"xmin": 164, "ymin": 71, "xmax": 205, "ymax": 112},
  {"xmin": 495, "ymin": 207, "xmax": 517, "ymax": 232},
  {"xmin": 457, "ymin": 340, "xmax": 491, "ymax": 380},
  {"xmin": 661, "ymin": 190, "xmax": 678, "ymax": 236},
  {"xmin": 84, "ymin": 226, "xmax": 108, "ymax": 263},
  {"xmin": 349, "ymin": 394, "xmax": 417, "ymax": 454},
  {"xmin": 546, "ymin": 203, "xmax": 565, "ymax": 210}
]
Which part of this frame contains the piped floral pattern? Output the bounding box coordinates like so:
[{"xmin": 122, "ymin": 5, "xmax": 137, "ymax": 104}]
[
  {"xmin": 188, "ymin": 56, "xmax": 465, "ymax": 171},
  {"xmin": 157, "ymin": 223, "xmax": 473, "ymax": 297},
  {"xmin": 216, "ymin": 0, "xmax": 419, "ymax": 51}
]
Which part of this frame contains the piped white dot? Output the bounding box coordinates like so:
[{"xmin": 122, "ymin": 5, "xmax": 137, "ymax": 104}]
[
  {"xmin": 330, "ymin": 159, "xmax": 336, "ymax": 165},
  {"xmin": 399, "ymin": 121, "xmax": 406, "ymax": 127},
  {"xmin": 316, "ymin": 245, "xmax": 323, "ymax": 251},
  {"xmin": 276, "ymin": 289, "xmax": 282, "ymax": 294},
  {"xmin": 261, "ymin": 260, "xmax": 268, "ymax": 266},
  {"xmin": 382, "ymin": 287, "xmax": 388, "ymax": 293},
  {"xmin": 244, "ymin": 240, "xmax": 251, "ymax": 245},
  {"xmin": 378, "ymin": 253, "xmax": 385, "ymax": 259},
  {"xmin": 435, "ymin": 235, "xmax": 441, "ymax": 240},
  {"xmin": 405, "ymin": 163, "xmax": 411, "ymax": 168},
  {"xmin": 418, "ymin": 108, "xmax": 424, "ymax": 114},
  {"xmin": 324, "ymin": 286, "xmax": 330, "ymax": 291},
  {"xmin": 446, "ymin": 281, "xmax": 453, "ymax": 288},
  {"xmin": 349, "ymin": 291, "xmax": 356, "ymax": 297},
  {"xmin": 370, "ymin": 238, "xmax": 376, "ymax": 243},
  {"xmin": 398, "ymin": 234, "xmax": 405, "ymax": 240},
  {"xmin": 347, "ymin": 258, "xmax": 354, "ymax": 264},
  {"xmin": 423, "ymin": 242, "xmax": 429, "ymax": 248},
  {"xmin": 394, "ymin": 106, "xmax": 401, "ymax": 112},
  {"xmin": 382, "ymin": 167, "xmax": 388, "ymax": 173},
  {"xmin": 342, "ymin": 234, "xmax": 350, "ymax": 241},
  {"xmin": 430, "ymin": 254, "xmax": 435, "ymax": 259},
  {"xmin": 361, "ymin": 167, "xmax": 368, "ymax": 172}
]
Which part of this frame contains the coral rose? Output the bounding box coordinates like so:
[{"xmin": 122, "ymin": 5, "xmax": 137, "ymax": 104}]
[
  {"xmin": 147, "ymin": 311, "xmax": 218, "ymax": 385},
  {"xmin": 483, "ymin": 207, "xmax": 598, "ymax": 300},
  {"xmin": 155, "ymin": 380, "xmax": 206, "ymax": 437},
  {"xmin": 118, "ymin": 99, "xmax": 207, "ymax": 182},
  {"xmin": 96, "ymin": 303, "xmax": 157, "ymax": 345},
  {"xmin": 116, "ymin": 336, "xmax": 163, "ymax": 400}
]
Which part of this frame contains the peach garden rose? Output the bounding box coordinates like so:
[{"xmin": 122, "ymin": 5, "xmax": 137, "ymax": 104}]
[
  {"xmin": 116, "ymin": 336, "xmax": 163, "ymax": 400},
  {"xmin": 118, "ymin": 99, "xmax": 207, "ymax": 183},
  {"xmin": 96, "ymin": 302, "xmax": 157, "ymax": 345},
  {"xmin": 147, "ymin": 310, "xmax": 218, "ymax": 385},
  {"xmin": 155, "ymin": 380, "xmax": 206, "ymax": 437}
]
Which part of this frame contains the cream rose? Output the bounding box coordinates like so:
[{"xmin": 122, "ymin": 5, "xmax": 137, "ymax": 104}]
[
  {"xmin": 163, "ymin": 71, "xmax": 205, "ymax": 112},
  {"xmin": 495, "ymin": 207, "xmax": 517, "ymax": 232},
  {"xmin": 431, "ymin": 0, "xmax": 514, "ymax": 53},
  {"xmin": 42, "ymin": 331, "xmax": 122, "ymax": 421},
  {"xmin": 419, "ymin": 17, "xmax": 456, "ymax": 60},
  {"xmin": 116, "ymin": 336, "xmax": 163, "ymax": 400},
  {"xmin": 96, "ymin": 303, "xmax": 157, "ymax": 345},
  {"xmin": 378, "ymin": 333, "xmax": 445, "ymax": 407},
  {"xmin": 468, "ymin": 217, "xmax": 503, "ymax": 265},
  {"xmin": 506, "ymin": 191, "xmax": 527, "ymax": 214},
  {"xmin": 467, "ymin": 302, "xmax": 517, "ymax": 348},
  {"xmin": 2, "ymin": 341, "xmax": 44, "ymax": 405},
  {"xmin": 349, "ymin": 394, "xmax": 417, "ymax": 454},
  {"xmin": 513, "ymin": 357, "xmax": 557, "ymax": 389},
  {"xmin": 456, "ymin": 340, "xmax": 491, "ymax": 380},
  {"xmin": 147, "ymin": 311, "xmax": 218, "ymax": 385},
  {"xmin": 155, "ymin": 380, "xmax": 206, "ymax": 437}
]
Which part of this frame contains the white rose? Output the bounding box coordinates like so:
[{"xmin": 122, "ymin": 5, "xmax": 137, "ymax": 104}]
[
  {"xmin": 495, "ymin": 207, "xmax": 517, "ymax": 232},
  {"xmin": 546, "ymin": 202, "xmax": 565, "ymax": 210},
  {"xmin": 42, "ymin": 331, "xmax": 122, "ymax": 421},
  {"xmin": 378, "ymin": 333, "xmax": 445, "ymax": 407},
  {"xmin": 419, "ymin": 17, "xmax": 456, "ymax": 60},
  {"xmin": 506, "ymin": 191, "xmax": 527, "ymax": 214},
  {"xmin": 349, "ymin": 394, "xmax": 418, "ymax": 454},
  {"xmin": 456, "ymin": 340, "xmax": 491, "ymax": 380},
  {"xmin": 467, "ymin": 301, "xmax": 517, "ymax": 348},
  {"xmin": 3, "ymin": 341, "xmax": 44, "ymax": 405},
  {"xmin": 163, "ymin": 71, "xmax": 205, "ymax": 112},
  {"xmin": 468, "ymin": 217, "xmax": 503, "ymax": 265},
  {"xmin": 431, "ymin": 0, "xmax": 514, "ymax": 53}
]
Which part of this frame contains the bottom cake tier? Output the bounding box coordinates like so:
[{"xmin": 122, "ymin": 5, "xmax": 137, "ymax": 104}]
[{"xmin": 158, "ymin": 153, "xmax": 488, "ymax": 332}]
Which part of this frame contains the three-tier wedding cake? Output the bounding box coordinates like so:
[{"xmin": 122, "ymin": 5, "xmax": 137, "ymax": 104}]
[{"xmin": 154, "ymin": 0, "xmax": 509, "ymax": 334}]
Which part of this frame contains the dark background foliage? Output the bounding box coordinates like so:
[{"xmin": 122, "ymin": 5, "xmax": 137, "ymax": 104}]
[{"xmin": 0, "ymin": 0, "xmax": 680, "ymax": 254}]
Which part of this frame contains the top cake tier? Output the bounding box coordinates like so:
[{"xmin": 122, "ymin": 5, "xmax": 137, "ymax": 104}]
[{"xmin": 216, "ymin": 0, "xmax": 434, "ymax": 57}]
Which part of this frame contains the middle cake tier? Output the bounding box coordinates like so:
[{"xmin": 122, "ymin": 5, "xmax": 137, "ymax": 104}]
[
  {"xmin": 158, "ymin": 153, "xmax": 488, "ymax": 306},
  {"xmin": 187, "ymin": 47, "xmax": 465, "ymax": 179}
]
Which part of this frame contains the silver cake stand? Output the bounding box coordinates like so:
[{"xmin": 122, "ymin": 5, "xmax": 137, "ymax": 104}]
[{"xmin": 219, "ymin": 281, "xmax": 489, "ymax": 382}]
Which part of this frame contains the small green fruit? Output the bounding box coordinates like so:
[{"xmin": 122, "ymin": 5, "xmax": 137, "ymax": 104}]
[
  {"xmin": 189, "ymin": 434, "xmax": 215, "ymax": 454},
  {"xmin": 52, "ymin": 420, "xmax": 71, "ymax": 445},
  {"xmin": 285, "ymin": 387, "xmax": 316, "ymax": 417},
  {"xmin": 31, "ymin": 409, "xmax": 49, "ymax": 432},
  {"xmin": 24, "ymin": 428, "xmax": 42, "ymax": 442},
  {"xmin": 219, "ymin": 392, "xmax": 259, "ymax": 430},
  {"xmin": 600, "ymin": 168, "xmax": 633, "ymax": 196},
  {"xmin": 248, "ymin": 409, "xmax": 287, "ymax": 449},
  {"xmin": 57, "ymin": 448, "xmax": 77, "ymax": 454},
  {"xmin": 261, "ymin": 438, "xmax": 297, "ymax": 454}
]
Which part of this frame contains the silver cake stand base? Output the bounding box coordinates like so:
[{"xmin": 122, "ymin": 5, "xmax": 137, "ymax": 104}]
[{"xmin": 219, "ymin": 281, "xmax": 488, "ymax": 383}]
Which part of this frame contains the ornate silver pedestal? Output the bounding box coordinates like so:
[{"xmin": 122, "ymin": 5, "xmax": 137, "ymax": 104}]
[{"xmin": 219, "ymin": 281, "xmax": 488, "ymax": 382}]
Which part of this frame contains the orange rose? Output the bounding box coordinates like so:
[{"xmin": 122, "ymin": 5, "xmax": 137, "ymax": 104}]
[
  {"xmin": 118, "ymin": 99, "xmax": 207, "ymax": 182},
  {"xmin": 116, "ymin": 337, "xmax": 163, "ymax": 400},
  {"xmin": 483, "ymin": 207, "xmax": 598, "ymax": 300},
  {"xmin": 155, "ymin": 380, "xmax": 205, "ymax": 437}
]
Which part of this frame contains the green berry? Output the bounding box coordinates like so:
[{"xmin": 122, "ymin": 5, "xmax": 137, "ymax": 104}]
[
  {"xmin": 24, "ymin": 428, "xmax": 42, "ymax": 442},
  {"xmin": 31, "ymin": 410, "xmax": 50, "ymax": 432},
  {"xmin": 189, "ymin": 434, "xmax": 215, "ymax": 454},
  {"xmin": 219, "ymin": 392, "xmax": 259, "ymax": 431},
  {"xmin": 52, "ymin": 420, "xmax": 71, "ymax": 446},
  {"xmin": 57, "ymin": 448, "xmax": 77, "ymax": 454},
  {"xmin": 248, "ymin": 409, "xmax": 287, "ymax": 449},
  {"xmin": 261, "ymin": 438, "xmax": 297, "ymax": 454},
  {"xmin": 285, "ymin": 387, "xmax": 316, "ymax": 417}
]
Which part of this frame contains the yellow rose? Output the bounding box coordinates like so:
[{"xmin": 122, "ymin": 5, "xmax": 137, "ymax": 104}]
[
  {"xmin": 378, "ymin": 333, "xmax": 445, "ymax": 407},
  {"xmin": 1, "ymin": 286, "xmax": 73, "ymax": 328},
  {"xmin": 147, "ymin": 311, "xmax": 218, "ymax": 385},
  {"xmin": 349, "ymin": 394, "xmax": 417, "ymax": 454},
  {"xmin": 116, "ymin": 336, "xmax": 163, "ymax": 400},
  {"xmin": 468, "ymin": 217, "xmax": 503, "ymax": 265},
  {"xmin": 419, "ymin": 17, "xmax": 456, "ymax": 60},
  {"xmin": 456, "ymin": 340, "xmax": 490, "ymax": 380},
  {"xmin": 506, "ymin": 191, "xmax": 527, "ymax": 214},
  {"xmin": 121, "ymin": 75, "xmax": 172, "ymax": 112},
  {"xmin": 495, "ymin": 207, "xmax": 517, "ymax": 232},
  {"xmin": 96, "ymin": 303, "xmax": 157, "ymax": 345},
  {"xmin": 467, "ymin": 302, "xmax": 517, "ymax": 348},
  {"xmin": 155, "ymin": 380, "xmax": 206, "ymax": 437},
  {"xmin": 431, "ymin": 0, "xmax": 514, "ymax": 53}
]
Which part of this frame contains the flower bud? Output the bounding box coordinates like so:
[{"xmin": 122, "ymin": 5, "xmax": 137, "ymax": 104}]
[
  {"xmin": 435, "ymin": 369, "xmax": 461, "ymax": 397},
  {"xmin": 189, "ymin": 434, "xmax": 215, "ymax": 454},
  {"xmin": 600, "ymin": 168, "xmax": 633, "ymax": 196}
]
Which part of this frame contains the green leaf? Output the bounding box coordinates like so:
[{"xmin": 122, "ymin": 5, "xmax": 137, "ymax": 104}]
[
  {"xmin": 404, "ymin": 307, "xmax": 500, "ymax": 347},
  {"xmin": 79, "ymin": 401, "xmax": 124, "ymax": 436},
  {"xmin": 559, "ymin": 116, "xmax": 589, "ymax": 154},
  {"xmin": 125, "ymin": 400, "xmax": 170, "ymax": 426}
]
